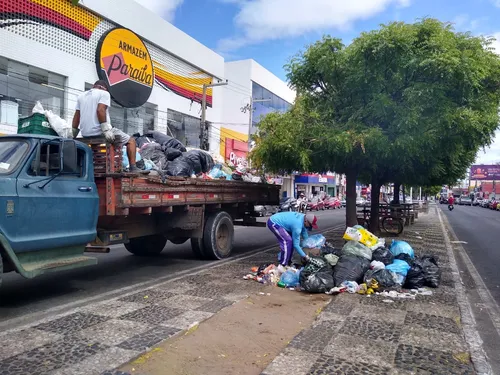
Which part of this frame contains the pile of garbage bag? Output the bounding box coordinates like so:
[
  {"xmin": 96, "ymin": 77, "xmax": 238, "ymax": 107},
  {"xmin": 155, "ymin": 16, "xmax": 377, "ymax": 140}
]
[{"xmin": 243, "ymin": 226, "xmax": 441, "ymax": 298}]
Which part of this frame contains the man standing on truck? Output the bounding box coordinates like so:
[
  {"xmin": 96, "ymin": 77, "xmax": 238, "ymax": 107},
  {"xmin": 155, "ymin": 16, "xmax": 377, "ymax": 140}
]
[
  {"xmin": 267, "ymin": 212, "xmax": 318, "ymax": 266},
  {"xmin": 71, "ymin": 80, "xmax": 144, "ymax": 173}
]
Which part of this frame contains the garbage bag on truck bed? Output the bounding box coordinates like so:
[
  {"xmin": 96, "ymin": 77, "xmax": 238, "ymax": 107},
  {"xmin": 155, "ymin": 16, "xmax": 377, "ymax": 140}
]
[
  {"xmin": 165, "ymin": 156, "xmax": 194, "ymax": 177},
  {"xmin": 148, "ymin": 131, "xmax": 187, "ymax": 152},
  {"xmin": 140, "ymin": 143, "xmax": 168, "ymax": 170}
]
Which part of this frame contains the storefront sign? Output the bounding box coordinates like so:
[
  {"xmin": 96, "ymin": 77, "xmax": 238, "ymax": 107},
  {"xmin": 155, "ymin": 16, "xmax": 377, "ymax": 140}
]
[
  {"xmin": 225, "ymin": 138, "xmax": 248, "ymax": 167},
  {"xmin": 295, "ymin": 174, "xmax": 335, "ymax": 185},
  {"xmin": 96, "ymin": 28, "xmax": 154, "ymax": 108}
]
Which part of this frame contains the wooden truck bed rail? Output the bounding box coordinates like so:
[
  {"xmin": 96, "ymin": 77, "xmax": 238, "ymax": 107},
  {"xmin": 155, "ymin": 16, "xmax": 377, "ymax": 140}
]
[{"xmin": 85, "ymin": 139, "xmax": 280, "ymax": 216}]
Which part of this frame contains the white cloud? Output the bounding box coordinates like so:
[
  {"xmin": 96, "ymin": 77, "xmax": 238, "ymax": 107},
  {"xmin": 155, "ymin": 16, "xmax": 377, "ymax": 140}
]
[
  {"xmin": 135, "ymin": 0, "xmax": 184, "ymax": 22},
  {"xmin": 217, "ymin": 0, "xmax": 411, "ymax": 52},
  {"xmin": 476, "ymin": 130, "xmax": 500, "ymax": 164}
]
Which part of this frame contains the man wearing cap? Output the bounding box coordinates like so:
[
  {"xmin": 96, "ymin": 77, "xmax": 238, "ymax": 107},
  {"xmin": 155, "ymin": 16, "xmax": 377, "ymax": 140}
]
[
  {"xmin": 72, "ymin": 80, "xmax": 143, "ymax": 173},
  {"xmin": 267, "ymin": 212, "xmax": 318, "ymax": 266}
]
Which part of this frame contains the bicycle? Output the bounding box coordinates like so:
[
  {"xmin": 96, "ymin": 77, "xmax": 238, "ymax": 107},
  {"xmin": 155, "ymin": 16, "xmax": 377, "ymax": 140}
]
[{"xmin": 358, "ymin": 216, "xmax": 404, "ymax": 235}]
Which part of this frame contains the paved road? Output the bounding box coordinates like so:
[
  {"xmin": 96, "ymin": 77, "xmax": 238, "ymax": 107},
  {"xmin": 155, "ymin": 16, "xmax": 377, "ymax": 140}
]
[
  {"xmin": 441, "ymin": 203, "xmax": 500, "ymax": 306},
  {"xmin": 0, "ymin": 209, "xmax": 345, "ymax": 327}
]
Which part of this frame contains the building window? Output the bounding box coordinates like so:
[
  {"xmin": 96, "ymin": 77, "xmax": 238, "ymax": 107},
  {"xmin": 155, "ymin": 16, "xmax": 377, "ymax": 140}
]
[
  {"xmin": 0, "ymin": 57, "xmax": 66, "ymax": 127},
  {"xmin": 84, "ymin": 83, "xmax": 157, "ymax": 136},
  {"xmin": 251, "ymin": 81, "xmax": 291, "ymax": 126},
  {"xmin": 167, "ymin": 109, "xmax": 204, "ymax": 148}
]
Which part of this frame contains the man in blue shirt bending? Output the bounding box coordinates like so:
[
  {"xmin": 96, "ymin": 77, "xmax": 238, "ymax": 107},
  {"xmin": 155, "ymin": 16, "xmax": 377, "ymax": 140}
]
[{"xmin": 267, "ymin": 212, "xmax": 318, "ymax": 266}]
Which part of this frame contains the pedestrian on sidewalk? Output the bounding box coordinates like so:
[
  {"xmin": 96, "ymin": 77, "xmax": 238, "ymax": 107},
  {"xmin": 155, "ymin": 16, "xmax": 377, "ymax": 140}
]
[
  {"xmin": 71, "ymin": 80, "xmax": 144, "ymax": 173},
  {"xmin": 267, "ymin": 212, "xmax": 318, "ymax": 266}
]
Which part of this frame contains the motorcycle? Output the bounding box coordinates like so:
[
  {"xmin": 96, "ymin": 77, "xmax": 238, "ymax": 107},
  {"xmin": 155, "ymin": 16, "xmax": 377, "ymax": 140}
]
[
  {"xmin": 279, "ymin": 197, "xmax": 297, "ymax": 212},
  {"xmin": 448, "ymin": 204, "xmax": 454, "ymax": 211}
]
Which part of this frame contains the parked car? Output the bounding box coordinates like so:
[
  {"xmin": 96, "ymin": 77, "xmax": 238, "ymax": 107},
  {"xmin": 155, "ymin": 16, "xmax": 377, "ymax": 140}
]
[
  {"xmin": 340, "ymin": 199, "xmax": 346, "ymax": 208},
  {"xmin": 459, "ymin": 196, "xmax": 472, "ymax": 206},
  {"xmin": 491, "ymin": 200, "xmax": 498, "ymax": 210},
  {"xmin": 255, "ymin": 205, "xmax": 278, "ymax": 217},
  {"xmin": 324, "ymin": 197, "xmax": 341, "ymax": 209},
  {"xmin": 278, "ymin": 197, "xmax": 296, "ymax": 212},
  {"xmin": 473, "ymin": 199, "xmax": 482, "ymax": 206},
  {"xmin": 356, "ymin": 198, "xmax": 366, "ymax": 206}
]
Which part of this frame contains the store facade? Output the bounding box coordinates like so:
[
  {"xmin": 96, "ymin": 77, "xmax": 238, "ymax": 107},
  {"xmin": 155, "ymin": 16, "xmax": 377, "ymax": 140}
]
[
  {"xmin": 0, "ymin": 0, "xmax": 225, "ymax": 153},
  {"xmin": 294, "ymin": 174, "xmax": 336, "ymax": 198}
]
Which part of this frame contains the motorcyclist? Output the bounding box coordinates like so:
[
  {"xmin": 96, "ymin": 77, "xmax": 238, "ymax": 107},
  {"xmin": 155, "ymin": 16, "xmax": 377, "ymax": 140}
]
[{"xmin": 448, "ymin": 195, "xmax": 455, "ymax": 210}]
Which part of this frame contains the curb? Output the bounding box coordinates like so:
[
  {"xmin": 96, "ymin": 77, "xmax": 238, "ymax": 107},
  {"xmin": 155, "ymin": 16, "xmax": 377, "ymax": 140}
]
[{"xmin": 436, "ymin": 207, "xmax": 492, "ymax": 375}]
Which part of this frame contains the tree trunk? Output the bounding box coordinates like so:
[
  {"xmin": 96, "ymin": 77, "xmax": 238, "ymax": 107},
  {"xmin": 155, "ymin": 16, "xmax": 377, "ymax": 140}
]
[
  {"xmin": 369, "ymin": 178, "xmax": 381, "ymax": 234},
  {"xmin": 393, "ymin": 183, "xmax": 401, "ymax": 204},
  {"xmin": 345, "ymin": 168, "xmax": 358, "ymax": 227},
  {"xmin": 402, "ymin": 185, "xmax": 406, "ymax": 203}
]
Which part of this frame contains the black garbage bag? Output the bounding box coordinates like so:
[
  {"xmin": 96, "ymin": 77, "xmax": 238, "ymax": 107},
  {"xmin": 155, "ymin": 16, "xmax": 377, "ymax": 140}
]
[
  {"xmin": 140, "ymin": 143, "xmax": 168, "ymax": 170},
  {"xmin": 321, "ymin": 244, "xmax": 342, "ymax": 257},
  {"xmin": 372, "ymin": 246, "xmax": 394, "ymax": 265},
  {"xmin": 364, "ymin": 269, "xmax": 397, "ymax": 288},
  {"xmin": 184, "ymin": 150, "xmax": 214, "ymax": 173},
  {"xmin": 421, "ymin": 256, "xmax": 441, "ymax": 288},
  {"xmin": 165, "ymin": 156, "xmax": 194, "ymax": 176},
  {"xmin": 404, "ymin": 262, "xmax": 426, "ymax": 289},
  {"xmin": 333, "ymin": 255, "xmax": 371, "ymax": 286},
  {"xmin": 164, "ymin": 148, "xmax": 182, "ymax": 161},
  {"xmin": 146, "ymin": 131, "xmax": 187, "ymax": 152},
  {"xmin": 232, "ymin": 173, "xmax": 243, "ymax": 180},
  {"xmin": 300, "ymin": 265, "xmax": 334, "ymax": 293},
  {"xmin": 134, "ymin": 134, "xmax": 156, "ymax": 149},
  {"xmin": 395, "ymin": 253, "xmax": 413, "ymax": 265},
  {"xmin": 182, "ymin": 151, "xmax": 203, "ymax": 175}
]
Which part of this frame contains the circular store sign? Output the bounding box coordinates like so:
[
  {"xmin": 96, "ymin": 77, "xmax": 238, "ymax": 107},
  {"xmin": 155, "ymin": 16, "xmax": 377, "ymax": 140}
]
[{"xmin": 95, "ymin": 28, "xmax": 154, "ymax": 108}]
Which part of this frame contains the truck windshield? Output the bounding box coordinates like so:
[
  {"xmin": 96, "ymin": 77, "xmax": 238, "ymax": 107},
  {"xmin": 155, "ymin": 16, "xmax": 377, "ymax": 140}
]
[{"xmin": 0, "ymin": 140, "xmax": 29, "ymax": 175}]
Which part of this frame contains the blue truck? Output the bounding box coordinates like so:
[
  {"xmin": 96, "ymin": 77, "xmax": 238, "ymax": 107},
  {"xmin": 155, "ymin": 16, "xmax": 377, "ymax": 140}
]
[{"xmin": 0, "ymin": 135, "xmax": 280, "ymax": 288}]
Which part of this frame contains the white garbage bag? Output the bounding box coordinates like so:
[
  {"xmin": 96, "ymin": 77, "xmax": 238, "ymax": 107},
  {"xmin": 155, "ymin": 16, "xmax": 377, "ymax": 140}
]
[
  {"xmin": 44, "ymin": 110, "xmax": 73, "ymax": 138},
  {"xmin": 32, "ymin": 101, "xmax": 45, "ymax": 115}
]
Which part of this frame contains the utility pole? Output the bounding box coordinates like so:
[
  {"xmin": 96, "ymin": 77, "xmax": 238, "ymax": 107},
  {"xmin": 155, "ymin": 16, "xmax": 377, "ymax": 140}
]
[
  {"xmin": 200, "ymin": 80, "xmax": 228, "ymax": 151},
  {"xmin": 241, "ymin": 97, "xmax": 271, "ymax": 151}
]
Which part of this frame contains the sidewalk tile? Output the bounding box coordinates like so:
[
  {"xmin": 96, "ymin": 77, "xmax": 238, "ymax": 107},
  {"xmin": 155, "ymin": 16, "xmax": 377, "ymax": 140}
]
[
  {"xmin": 0, "ymin": 329, "xmax": 61, "ymax": 361},
  {"xmin": 399, "ymin": 326, "xmax": 467, "ymax": 352},
  {"xmin": 162, "ymin": 310, "xmax": 214, "ymax": 330},
  {"xmin": 322, "ymin": 334, "xmax": 397, "ymax": 368},
  {"xmin": 404, "ymin": 311, "xmax": 461, "ymax": 334},
  {"xmin": 307, "ymin": 355, "xmax": 392, "ymax": 375},
  {"xmin": 289, "ymin": 321, "xmax": 343, "ymax": 353},
  {"xmin": 79, "ymin": 300, "xmax": 145, "ymax": 319},
  {"xmin": 118, "ymin": 289, "xmax": 175, "ymax": 304},
  {"xmin": 119, "ymin": 305, "xmax": 183, "ymax": 326},
  {"xmin": 195, "ymin": 298, "xmax": 234, "ymax": 313},
  {"xmin": 50, "ymin": 347, "xmax": 138, "ymax": 375},
  {"xmin": 349, "ymin": 305, "xmax": 407, "ymax": 324},
  {"xmin": 406, "ymin": 301, "xmax": 461, "ymax": 319},
  {"xmin": 79, "ymin": 319, "xmax": 151, "ymax": 346},
  {"xmin": 116, "ymin": 326, "xmax": 180, "ymax": 351},
  {"xmin": 338, "ymin": 319, "xmax": 403, "ymax": 343},
  {"xmin": 34, "ymin": 312, "xmax": 109, "ymax": 335},
  {"xmin": 159, "ymin": 295, "xmax": 212, "ymax": 310},
  {"xmin": 0, "ymin": 336, "xmax": 107, "ymax": 375},
  {"xmin": 262, "ymin": 348, "xmax": 319, "ymax": 375},
  {"xmin": 394, "ymin": 344, "xmax": 474, "ymax": 374}
]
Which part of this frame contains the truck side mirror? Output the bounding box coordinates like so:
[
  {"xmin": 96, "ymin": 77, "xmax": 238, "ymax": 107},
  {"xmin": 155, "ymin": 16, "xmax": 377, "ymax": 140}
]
[{"xmin": 60, "ymin": 139, "xmax": 78, "ymax": 174}]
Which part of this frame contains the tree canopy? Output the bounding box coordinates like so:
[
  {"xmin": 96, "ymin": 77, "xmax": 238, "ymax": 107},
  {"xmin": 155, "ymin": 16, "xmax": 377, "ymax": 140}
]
[{"xmin": 252, "ymin": 18, "xmax": 500, "ymax": 229}]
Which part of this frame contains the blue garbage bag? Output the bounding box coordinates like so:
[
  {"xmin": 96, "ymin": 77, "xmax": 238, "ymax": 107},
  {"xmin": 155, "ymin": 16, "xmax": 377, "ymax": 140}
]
[
  {"xmin": 386, "ymin": 259, "xmax": 411, "ymax": 276},
  {"xmin": 280, "ymin": 269, "xmax": 300, "ymax": 287},
  {"xmin": 390, "ymin": 240, "xmax": 414, "ymax": 259},
  {"xmin": 122, "ymin": 146, "xmax": 142, "ymax": 169},
  {"xmin": 301, "ymin": 234, "xmax": 326, "ymax": 249}
]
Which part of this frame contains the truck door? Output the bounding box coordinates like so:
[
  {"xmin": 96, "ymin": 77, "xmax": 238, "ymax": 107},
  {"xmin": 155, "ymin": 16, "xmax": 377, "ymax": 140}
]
[{"xmin": 13, "ymin": 140, "xmax": 99, "ymax": 253}]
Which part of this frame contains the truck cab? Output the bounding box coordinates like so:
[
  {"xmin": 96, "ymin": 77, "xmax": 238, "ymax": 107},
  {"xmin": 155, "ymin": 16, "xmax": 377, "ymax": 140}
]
[{"xmin": 0, "ymin": 135, "xmax": 99, "ymax": 285}]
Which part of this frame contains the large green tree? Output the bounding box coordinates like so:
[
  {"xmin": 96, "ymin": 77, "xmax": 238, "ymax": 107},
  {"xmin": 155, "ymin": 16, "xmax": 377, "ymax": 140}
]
[{"xmin": 253, "ymin": 18, "xmax": 500, "ymax": 231}]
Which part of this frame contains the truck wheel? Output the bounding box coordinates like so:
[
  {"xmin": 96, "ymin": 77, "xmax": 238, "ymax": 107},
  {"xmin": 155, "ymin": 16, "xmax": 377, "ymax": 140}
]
[
  {"xmin": 191, "ymin": 238, "xmax": 208, "ymax": 260},
  {"xmin": 125, "ymin": 235, "xmax": 167, "ymax": 256},
  {"xmin": 203, "ymin": 212, "xmax": 234, "ymax": 260},
  {"xmin": 0, "ymin": 255, "xmax": 3, "ymax": 288},
  {"xmin": 169, "ymin": 237, "xmax": 189, "ymax": 245}
]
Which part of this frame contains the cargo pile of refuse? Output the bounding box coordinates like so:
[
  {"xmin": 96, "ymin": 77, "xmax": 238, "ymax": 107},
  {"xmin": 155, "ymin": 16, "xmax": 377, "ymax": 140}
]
[
  {"xmin": 244, "ymin": 226, "xmax": 441, "ymax": 298},
  {"xmin": 122, "ymin": 131, "xmax": 268, "ymax": 181}
]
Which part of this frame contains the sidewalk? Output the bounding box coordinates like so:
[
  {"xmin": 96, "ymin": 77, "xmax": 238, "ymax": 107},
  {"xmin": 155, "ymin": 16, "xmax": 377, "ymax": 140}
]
[
  {"xmin": 0, "ymin": 206, "xmax": 488, "ymax": 375},
  {"xmin": 262, "ymin": 204, "xmax": 481, "ymax": 375}
]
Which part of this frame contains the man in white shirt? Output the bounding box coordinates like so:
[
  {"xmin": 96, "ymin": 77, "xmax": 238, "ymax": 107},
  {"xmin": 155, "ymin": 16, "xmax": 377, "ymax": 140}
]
[{"xmin": 72, "ymin": 80, "xmax": 143, "ymax": 173}]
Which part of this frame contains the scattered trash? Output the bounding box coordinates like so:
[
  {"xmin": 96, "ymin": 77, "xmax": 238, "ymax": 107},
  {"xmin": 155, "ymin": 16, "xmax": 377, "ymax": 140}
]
[
  {"xmin": 451, "ymin": 241, "xmax": 468, "ymax": 244},
  {"xmin": 341, "ymin": 281, "xmax": 360, "ymax": 294},
  {"xmin": 383, "ymin": 299, "xmax": 395, "ymax": 303},
  {"xmin": 324, "ymin": 254, "xmax": 340, "ymax": 266},
  {"xmin": 370, "ymin": 260, "xmax": 385, "ymax": 271},
  {"xmin": 343, "ymin": 226, "xmax": 379, "ymax": 248},
  {"xmin": 302, "ymin": 234, "xmax": 326, "ymax": 249}
]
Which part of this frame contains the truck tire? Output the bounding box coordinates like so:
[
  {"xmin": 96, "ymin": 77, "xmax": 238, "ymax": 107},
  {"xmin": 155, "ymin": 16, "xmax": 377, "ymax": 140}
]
[
  {"xmin": 0, "ymin": 255, "xmax": 3, "ymax": 289},
  {"xmin": 191, "ymin": 238, "xmax": 208, "ymax": 260},
  {"xmin": 125, "ymin": 235, "xmax": 167, "ymax": 256},
  {"xmin": 203, "ymin": 212, "xmax": 234, "ymax": 260}
]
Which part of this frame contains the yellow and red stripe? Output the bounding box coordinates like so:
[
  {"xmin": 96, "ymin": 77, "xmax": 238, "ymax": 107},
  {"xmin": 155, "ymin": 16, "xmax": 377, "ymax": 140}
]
[
  {"xmin": 154, "ymin": 61, "xmax": 213, "ymax": 106},
  {"xmin": 0, "ymin": 0, "xmax": 100, "ymax": 40}
]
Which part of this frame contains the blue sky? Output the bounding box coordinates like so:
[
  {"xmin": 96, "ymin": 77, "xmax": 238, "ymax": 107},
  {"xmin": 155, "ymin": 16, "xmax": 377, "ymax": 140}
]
[{"xmin": 139, "ymin": 0, "xmax": 500, "ymax": 163}]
